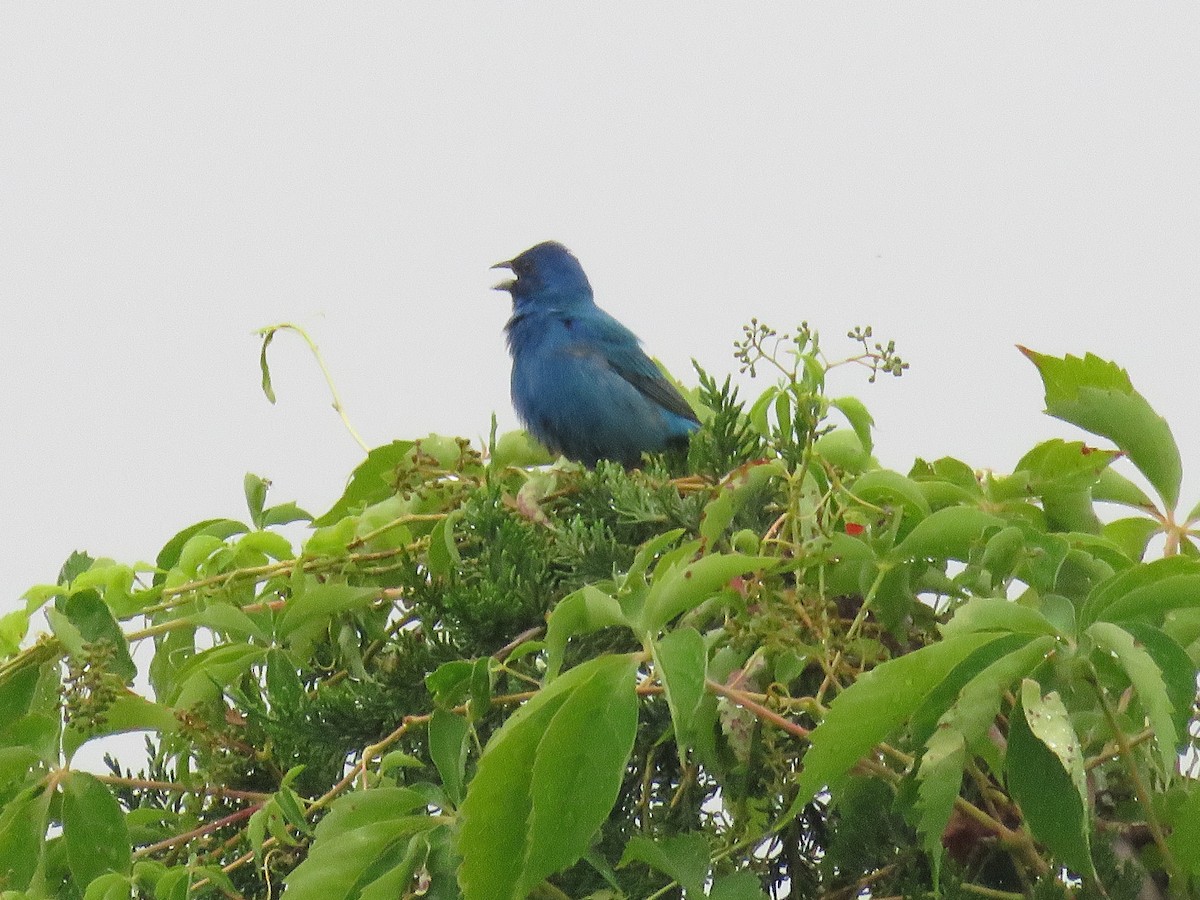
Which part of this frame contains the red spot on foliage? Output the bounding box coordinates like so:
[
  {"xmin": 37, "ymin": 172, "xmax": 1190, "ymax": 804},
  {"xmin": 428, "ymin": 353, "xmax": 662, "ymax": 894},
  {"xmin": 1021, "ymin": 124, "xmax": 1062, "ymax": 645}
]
[{"xmin": 844, "ymin": 522, "xmax": 865, "ymax": 536}]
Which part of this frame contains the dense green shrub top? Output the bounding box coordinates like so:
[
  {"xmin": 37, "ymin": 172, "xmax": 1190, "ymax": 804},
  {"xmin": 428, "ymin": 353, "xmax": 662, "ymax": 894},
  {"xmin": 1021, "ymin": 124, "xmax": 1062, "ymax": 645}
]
[{"xmin": 2, "ymin": 322, "xmax": 1199, "ymax": 899}]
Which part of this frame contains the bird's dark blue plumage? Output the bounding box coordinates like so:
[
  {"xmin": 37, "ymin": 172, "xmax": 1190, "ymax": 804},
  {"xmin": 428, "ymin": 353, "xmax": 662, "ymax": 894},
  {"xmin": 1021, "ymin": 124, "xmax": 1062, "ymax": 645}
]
[{"xmin": 494, "ymin": 241, "xmax": 700, "ymax": 468}]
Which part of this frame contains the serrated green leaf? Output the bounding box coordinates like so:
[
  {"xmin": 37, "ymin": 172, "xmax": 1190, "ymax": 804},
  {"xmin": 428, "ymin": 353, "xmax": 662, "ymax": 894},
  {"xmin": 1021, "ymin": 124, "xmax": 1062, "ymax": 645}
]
[
  {"xmin": 1019, "ymin": 348, "xmax": 1181, "ymax": 510},
  {"xmin": 457, "ymin": 654, "xmax": 639, "ymax": 900},
  {"xmin": 1007, "ymin": 679, "xmax": 1093, "ymax": 877},
  {"xmin": 653, "ymin": 627, "xmax": 707, "ymax": 762},
  {"xmin": 1165, "ymin": 783, "xmax": 1200, "ymax": 876},
  {"xmin": 186, "ymin": 604, "xmax": 269, "ymax": 643},
  {"xmin": 789, "ymin": 632, "xmax": 1003, "ymax": 816},
  {"xmin": 63, "ymin": 771, "xmax": 131, "ymax": 885},
  {"xmin": 525, "ymin": 655, "xmax": 639, "ymax": 898},
  {"xmin": 915, "ymin": 723, "xmax": 965, "ymax": 875},
  {"xmin": 1080, "ymin": 555, "xmax": 1200, "ymax": 626},
  {"xmin": 1093, "ymin": 468, "xmax": 1156, "ymax": 510},
  {"xmin": 1120, "ymin": 623, "xmax": 1195, "ymax": 749},
  {"xmin": 429, "ymin": 710, "xmax": 469, "ymax": 807},
  {"xmin": 1087, "ymin": 622, "xmax": 1182, "ymax": 773}
]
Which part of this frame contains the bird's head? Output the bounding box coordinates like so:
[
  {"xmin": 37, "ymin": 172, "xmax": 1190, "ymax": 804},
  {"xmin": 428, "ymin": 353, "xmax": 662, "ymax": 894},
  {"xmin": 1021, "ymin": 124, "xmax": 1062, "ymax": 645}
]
[{"xmin": 492, "ymin": 241, "xmax": 593, "ymax": 308}]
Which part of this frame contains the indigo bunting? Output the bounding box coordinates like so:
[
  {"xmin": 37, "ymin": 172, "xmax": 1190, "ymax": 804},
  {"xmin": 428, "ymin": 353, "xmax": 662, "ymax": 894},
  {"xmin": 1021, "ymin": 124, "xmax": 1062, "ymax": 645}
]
[{"xmin": 493, "ymin": 241, "xmax": 700, "ymax": 468}]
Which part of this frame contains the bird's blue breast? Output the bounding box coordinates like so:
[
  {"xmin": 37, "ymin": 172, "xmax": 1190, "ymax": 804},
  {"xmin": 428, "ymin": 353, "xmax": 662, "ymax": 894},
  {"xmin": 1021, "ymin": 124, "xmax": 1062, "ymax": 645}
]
[{"xmin": 506, "ymin": 308, "xmax": 697, "ymax": 468}]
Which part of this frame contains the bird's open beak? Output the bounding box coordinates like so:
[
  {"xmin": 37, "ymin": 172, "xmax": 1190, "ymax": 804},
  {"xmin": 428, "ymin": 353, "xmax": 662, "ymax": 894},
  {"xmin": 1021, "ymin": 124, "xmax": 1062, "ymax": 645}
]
[{"xmin": 490, "ymin": 259, "xmax": 515, "ymax": 293}]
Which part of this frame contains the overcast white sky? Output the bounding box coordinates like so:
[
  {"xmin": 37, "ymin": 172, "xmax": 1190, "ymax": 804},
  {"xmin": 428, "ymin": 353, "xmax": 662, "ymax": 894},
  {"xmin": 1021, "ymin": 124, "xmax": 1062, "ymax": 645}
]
[{"xmin": 4, "ymin": 6, "xmax": 1199, "ymax": 614}]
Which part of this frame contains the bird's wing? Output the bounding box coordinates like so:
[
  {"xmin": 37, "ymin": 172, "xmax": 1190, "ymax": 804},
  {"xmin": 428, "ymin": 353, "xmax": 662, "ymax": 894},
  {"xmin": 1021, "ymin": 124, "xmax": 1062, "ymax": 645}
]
[{"xmin": 566, "ymin": 310, "xmax": 700, "ymax": 425}]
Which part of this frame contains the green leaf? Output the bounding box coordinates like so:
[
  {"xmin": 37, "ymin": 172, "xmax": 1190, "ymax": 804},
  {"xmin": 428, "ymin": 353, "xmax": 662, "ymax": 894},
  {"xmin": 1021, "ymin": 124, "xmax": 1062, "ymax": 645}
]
[
  {"xmin": 54, "ymin": 590, "xmax": 137, "ymax": 681},
  {"xmin": 314, "ymin": 441, "xmax": 416, "ymax": 526},
  {"xmin": 359, "ymin": 833, "xmax": 433, "ymax": 900},
  {"xmin": 258, "ymin": 328, "xmax": 277, "ymax": 402},
  {"xmin": 525, "ymin": 655, "xmax": 640, "ymax": 898},
  {"xmin": 1006, "ymin": 679, "xmax": 1093, "ymax": 877},
  {"xmin": 1087, "ymin": 622, "xmax": 1183, "ymax": 773},
  {"xmin": 709, "ymin": 871, "xmax": 770, "ymax": 900},
  {"xmin": 425, "ymin": 660, "xmax": 476, "ymax": 709},
  {"xmin": 266, "ymin": 649, "xmax": 305, "ymax": 711},
  {"xmin": 1165, "ymin": 783, "xmax": 1200, "ymax": 876},
  {"xmin": 944, "ymin": 635, "xmax": 1057, "ymax": 751},
  {"xmin": 64, "ymin": 692, "xmax": 180, "ymax": 760},
  {"xmin": 699, "ymin": 460, "xmax": 784, "ymax": 547},
  {"xmin": 0, "ymin": 609, "xmax": 29, "ymax": 657},
  {"xmin": 789, "ymin": 632, "xmax": 1003, "ymax": 815},
  {"xmin": 830, "ymin": 396, "xmax": 874, "ymax": 454},
  {"xmin": 457, "ymin": 654, "xmax": 639, "ymax": 900},
  {"xmin": 1121, "ymin": 622, "xmax": 1196, "ymax": 748},
  {"xmin": 429, "ymin": 710, "xmax": 470, "ymax": 807},
  {"xmin": 915, "ymin": 722, "xmax": 965, "ymax": 876},
  {"xmin": 0, "ymin": 786, "xmax": 49, "ymax": 890},
  {"xmin": 653, "ymin": 627, "xmax": 707, "ymax": 761},
  {"xmin": 1103, "ymin": 517, "xmax": 1161, "ymax": 562},
  {"xmin": 152, "ymin": 519, "xmax": 247, "ymax": 586},
  {"xmin": 262, "ymin": 501, "xmax": 313, "ymax": 527},
  {"xmin": 244, "ymin": 473, "xmax": 270, "ymax": 529},
  {"xmin": 1093, "ymin": 468, "xmax": 1156, "ymax": 510},
  {"xmin": 914, "ymin": 633, "xmax": 1057, "ymax": 867},
  {"xmin": 545, "ymin": 585, "xmax": 630, "ymax": 679},
  {"xmin": 848, "ymin": 469, "xmax": 931, "ymax": 526},
  {"xmin": 83, "ymin": 872, "xmax": 132, "ymax": 900},
  {"xmin": 186, "ymin": 603, "xmax": 269, "ymax": 643},
  {"xmin": 1084, "ymin": 556, "xmax": 1200, "ymax": 626},
  {"xmin": 1019, "ymin": 347, "xmax": 1181, "ymax": 510},
  {"xmin": 638, "ymin": 553, "xmax": 775, "ymax": 636},
  {"xmin": 895, "ymin": 507, "xmax": 1005, "ymax": 561},
  {"xmin": 282, "ymin": 788, "xmax": 434, "ymax": 900},
  {"xmin": 63, "ymin": 771, "xmax": 132, "ymax": 886},
  {"xmin": 619, "ymin": 832, "xmax": 710, "ymax": 896},
  {"xmin": 275, "ymin": 581, "xmax": 377, "ymax": 653},
  {"xmin": 426, "ymin": 514, "xmax": 461, "ymax": 579},
  {"xmin": 813, "ymin": 428, "xmax": 873, "ymax": 473},
  {"xmin": 172, "ymin": 643, "xmax": 267, "ymax": 708},
  {"xmin": 941, "ymin": 597, "xmax": 1060, "ymax": 639}
]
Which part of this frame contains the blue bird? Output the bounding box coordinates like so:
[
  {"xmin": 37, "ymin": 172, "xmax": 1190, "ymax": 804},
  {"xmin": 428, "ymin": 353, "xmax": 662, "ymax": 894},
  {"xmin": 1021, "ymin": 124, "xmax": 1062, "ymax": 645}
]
[{"xmin": 493, "ymin": 241, "xmax": 700, "ymax": 468}]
